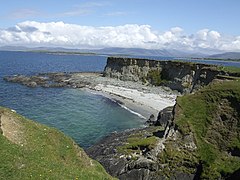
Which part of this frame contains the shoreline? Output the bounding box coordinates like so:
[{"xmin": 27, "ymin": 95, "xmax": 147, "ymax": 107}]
[
  {"xmin": 4, "ymin": 72, "xmax": 178, "ymax": 120},
  {"xmin": 87, "ymin": 88, "xmax": 148, "ymax": 119},
  {"xmin": 85, "ymin": 83, "xmax": 177, "ymax": 120}
]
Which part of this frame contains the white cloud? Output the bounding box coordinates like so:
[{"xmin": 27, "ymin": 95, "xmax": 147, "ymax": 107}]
[{"xmin": 0, "ymin": 21, "xmax": 239, "ymax": 52}]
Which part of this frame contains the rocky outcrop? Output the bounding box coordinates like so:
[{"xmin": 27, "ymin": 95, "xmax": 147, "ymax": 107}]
[
  {"xmin": 104, "ymin": 57, "xmax": 227, "ymax": 93},
  {"xmin": 145, "ymin": 106, "xmax": 174, "ymax": 128},
  {"xmin": 87, "ymin": 80, "xmax": 240, "ymax": 180},
  {"xmin": 87, "ymin": 106, "xmax": 197, "ymax": 180},
  {"xmin": 3, "ymin": 73, "xmax": 101, "ymax": 88}
]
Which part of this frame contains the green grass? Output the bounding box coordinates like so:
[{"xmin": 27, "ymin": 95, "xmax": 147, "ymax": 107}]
[
  {"xmin": 146, "ymin": 69, "xmax": 169, "ymax": 86},
  {"xmin": 125, "ymin": 136, "xmax": 157, "ymax": 150},
  {"xmin": 117, "ymin": 127, "xmax": 161, "ymax": 155},
  {"xmin": 0, "ymin": 107, "xmax": 114, "ymax": 180},
  {"xmin": 174, "ymin": 81, "xmax": 240, "ymax": 178},
  {"xmin": 218, "ymin": 66, "xmax": 240, "ymax": 75}
]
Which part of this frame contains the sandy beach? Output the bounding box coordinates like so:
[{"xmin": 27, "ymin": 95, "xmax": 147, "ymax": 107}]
[{"xmin": 90, "ymin": 82, "xmax": 177, "ymax": 119}]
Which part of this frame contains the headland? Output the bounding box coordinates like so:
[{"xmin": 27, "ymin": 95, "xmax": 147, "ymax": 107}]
[{"xmin": 3, "ymin": 57, "xmax": 240, "ymax": 179}]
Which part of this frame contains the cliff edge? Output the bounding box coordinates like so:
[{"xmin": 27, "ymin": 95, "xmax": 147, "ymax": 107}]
[
  {"xmin": 87, "ymin": 80, "xmax": 240, "ymax": 179},
  {"xmin": 0, "ymin": 107, "xmax": 114, "ymax": 179},
  {"xmin": 104, "ymin": 57, "xmax": 237, "ymax": 93}
]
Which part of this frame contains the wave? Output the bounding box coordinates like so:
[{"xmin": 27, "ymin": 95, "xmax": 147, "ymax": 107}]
[
  {"xmin": 118, "ymin": 103, "xmax": 146, "ymax": 119},
  {"xmin": 88, "ymin": 90, "xmax": 147, "ymax": 119}
]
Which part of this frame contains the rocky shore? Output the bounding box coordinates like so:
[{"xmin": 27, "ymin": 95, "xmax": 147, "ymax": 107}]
[
  {"xmin": 4, "ymin": 72, "xmax": 177, "ymax": 118},
  {"xmin": 4, "ymin": 57, "xmax": 240, "ymax": 179}
]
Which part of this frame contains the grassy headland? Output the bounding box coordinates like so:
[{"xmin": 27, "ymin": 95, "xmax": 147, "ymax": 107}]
[
  {"xmin": 0, "ymin": 107, "xmax": 114, "ymax": 180},
  {"xmin": 174, "ymin": 80, "xmax": 240, "ymax": 178}
]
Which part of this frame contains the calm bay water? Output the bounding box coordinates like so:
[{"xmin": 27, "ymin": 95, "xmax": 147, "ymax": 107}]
[
  {"xmin": 0, "ymin": 51, "xmax": 145, "ymax": 148},
  {"xmin": 1, "ymin": 51, "xmax": 239, "ymax": 148}
]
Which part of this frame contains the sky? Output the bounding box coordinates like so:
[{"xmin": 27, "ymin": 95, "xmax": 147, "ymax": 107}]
[{"xmin": 0, "ymin": 0, "xmax": 240, "ymax": 53}]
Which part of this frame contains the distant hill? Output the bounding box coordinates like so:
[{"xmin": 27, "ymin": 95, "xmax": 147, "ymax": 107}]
[
  {"xmin": 0, "ymin": 46, "xmax": 207, "ymax": 57},
  {"xmin": 93, "ymin": 47, "xmax": 173, "ymax": 56},
  {"xmin": 0, "ymin": 45, "xmax": 91, "ymax": 53},
  {"xmin": 3, "ymin": 45, "xmax": 240, "ymax": 59},
  {"xmin": 208, "ymin": 52, "xmax": 240, "ymax": 59}
]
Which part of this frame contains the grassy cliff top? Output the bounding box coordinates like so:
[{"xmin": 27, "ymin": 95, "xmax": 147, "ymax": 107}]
[
  {"xmin": 175, "ymin": 80, "xmax": 240, "ymax": 178},
  {"xmin": 0, "ymin": 107, "xmax": 114, "ymax": 180}
]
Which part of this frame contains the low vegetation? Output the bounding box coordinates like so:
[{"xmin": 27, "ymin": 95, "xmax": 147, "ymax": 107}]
[
  {"xmin": 146, "ymin": 69, "xmax": 168, "ymax": 86},
  {"xmin": 0, "ymin": 107, "xmax": 114, "ymax": 180},
  {"xmin": 175, "ymin": 80, "xmax": 240, "ymax": 179},
  {"xmin": 218, "ymin": 66, "xmax": 240, "ymax": 77},
  {"xmin": 117, "ymin": 127, "xmax": 160, "ymax": 155},
  {"xmin": 115, "ymin": 79, "xmax": 240, "ymax": 179}
]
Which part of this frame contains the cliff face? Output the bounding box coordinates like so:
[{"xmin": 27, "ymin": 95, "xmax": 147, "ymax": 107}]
[
  {"xmin": 87, "ymin": 80, "xmax": 240, "ymax": 180},
  {"xmin": 104, "ymin": 57, "xmax": 224, "ymax": 93}
]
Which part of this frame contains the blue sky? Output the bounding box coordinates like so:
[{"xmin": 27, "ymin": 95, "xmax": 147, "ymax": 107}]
[{"xmin": 0, "ymin": 0, "xmax": 240, "ymax": 52}]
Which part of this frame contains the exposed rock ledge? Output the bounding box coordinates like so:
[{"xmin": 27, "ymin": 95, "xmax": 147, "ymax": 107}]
[
  {"xmin": 104, "ymin": 57, "xmax": 233, "ymax": 93},
  {"xmin": 87, "ymin": 81, "xmax": 240, "ymax": 180},
  {"xmin": 87, "ymin": 106, "xmax": 196, "ymax": 180}
]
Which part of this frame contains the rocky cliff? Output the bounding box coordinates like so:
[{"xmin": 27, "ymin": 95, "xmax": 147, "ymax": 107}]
[
  {"xmin": 104, "ymin": 57, "xmax": 227, "ymax": 93},
  {"xmin": 87, "ymin": 80, "xmax": 240, "ymax": 179}
]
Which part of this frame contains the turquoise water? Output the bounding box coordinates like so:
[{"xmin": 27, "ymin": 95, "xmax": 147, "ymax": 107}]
[
  {"xmin": 0, "ymin": 51, "xmax": 144, "ymax": 148},
  {"xmin": 15, "ymin": 88, "xmax": 144, "ymax": 147}
]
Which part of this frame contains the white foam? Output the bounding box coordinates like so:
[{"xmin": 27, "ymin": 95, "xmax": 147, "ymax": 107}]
[
  {"xmin": 118, "ymin": 103, "xmax": 146, "ymax": 119},
  {"xmin": 88, "ymin": 90, "xmax": 147, "ymax": 119}
]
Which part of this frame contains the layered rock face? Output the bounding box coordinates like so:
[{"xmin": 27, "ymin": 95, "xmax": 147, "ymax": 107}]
[
  {"xmin": 104, "ymin": 57, "xmax": 224, "ymax": 93},
  {"xmin": 87, "ymin": 81, "xmax": 240, "ymax": 180}
]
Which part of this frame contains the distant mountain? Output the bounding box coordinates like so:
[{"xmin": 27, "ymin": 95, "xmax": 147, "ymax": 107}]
[
  {"xmin": 0, "ymin": 45, "xmax": 30, "ymax": 51},
  {"xmin": 93, "ymin": 47, "xmax": 172, "ymax": 56},
  {"xmin": 208, "ymin": 52, "xmax": 240, "ymax": 59},
  {"xmin": 0, "ymin": 46, "xmax": 92, "ymax": 53},
  {"xmin": 4, "ymin": 45, "xmax": 239, "ymax": 59},
  {"xmin": 0, "ymin": 46, "xmax": 195, "ymax": 57},
  {"xmin": 92, "ymin": 47, "xmax": 210, "ymax": 57}
]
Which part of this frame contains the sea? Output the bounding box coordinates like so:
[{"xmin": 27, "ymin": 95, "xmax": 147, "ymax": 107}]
[{"xmin": 1, "ymin": 51, "xmax": 240, "ymax": 148}]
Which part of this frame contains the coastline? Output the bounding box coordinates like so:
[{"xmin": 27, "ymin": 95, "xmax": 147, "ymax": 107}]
[
  {"xmin": 85, "ymin": 82, "xmax": 177, "ymax": 120},
  {"xmin": 4, "ymin": 72, "xmax": 178, "ymax": 120}
]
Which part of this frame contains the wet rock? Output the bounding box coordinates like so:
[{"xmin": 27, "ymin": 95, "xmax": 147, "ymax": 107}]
[{"xmin": 23, "ymin": 81, "xmax": 37, "ymax": 87}]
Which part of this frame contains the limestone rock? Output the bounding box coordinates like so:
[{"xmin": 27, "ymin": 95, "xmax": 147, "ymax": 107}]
[{"xmin": 103, "ymin": 57, "xmax": 226, "ymax": 93}]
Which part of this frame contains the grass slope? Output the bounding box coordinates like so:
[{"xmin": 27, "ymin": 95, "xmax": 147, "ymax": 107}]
[
  {"xmin": 175, "ymin": 81, "xmax": 240, "ymax": 178},
  {"xmin": 0, "ymin": 107, "xmax": 114, "ymax": 180}
]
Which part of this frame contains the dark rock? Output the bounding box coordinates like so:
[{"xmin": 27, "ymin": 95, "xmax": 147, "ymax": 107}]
[
  {"xmin": 119, "ymin": 169, "xmax": 151, "ymax": 180},
  {"xmin": 229, "ymin": 146, "xmax": 240, "ymax": 157},
  {"xmin": 225, "ymin": 168, "xmax": 240, "ymax": 180},
  {"xmin": 171, "ymin": 172, "xmax": 195, "ymax": 180},
  {"xmin": 146, "ymin": 114, "xmax": 156, "ymax": 126},
  {"xmin": 128, "ymin": 158, "xmax": 159, "ymax": 171},
  {"xmin": 87, "ymin": 127, "xmax": 168, "ymax": 179},
  {"xmin": 155, "ymin": 106, "xmax": 174, "ymax": 127}
]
